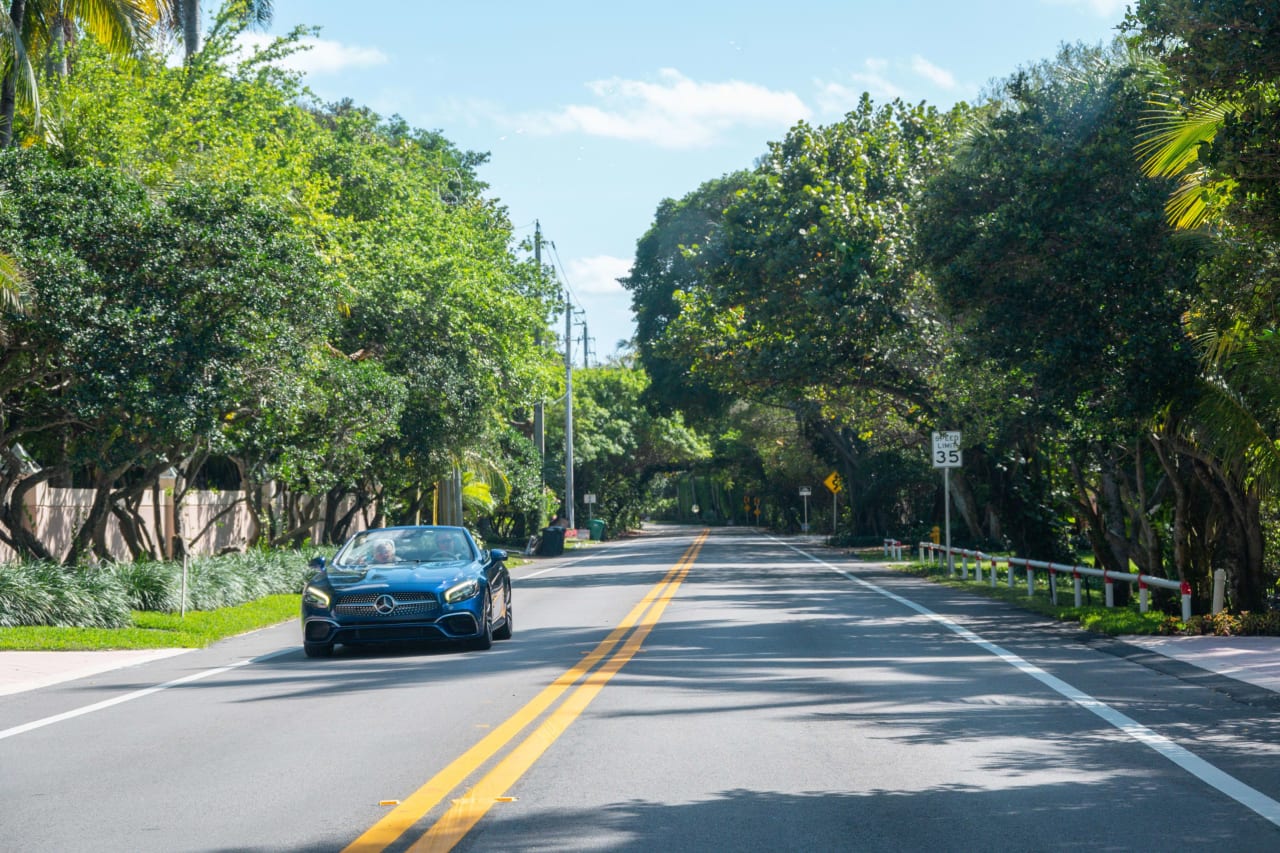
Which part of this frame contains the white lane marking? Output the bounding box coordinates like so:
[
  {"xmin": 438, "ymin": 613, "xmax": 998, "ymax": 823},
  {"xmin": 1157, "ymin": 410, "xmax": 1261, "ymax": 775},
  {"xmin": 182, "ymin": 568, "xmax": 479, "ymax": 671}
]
[
  {"xmin": 773, "ymin": 536, "xmax": 1280, "ymax": 829},
  {"xmin": 0, "ymin": 648, "xmax": 295, "ymax": 741}
]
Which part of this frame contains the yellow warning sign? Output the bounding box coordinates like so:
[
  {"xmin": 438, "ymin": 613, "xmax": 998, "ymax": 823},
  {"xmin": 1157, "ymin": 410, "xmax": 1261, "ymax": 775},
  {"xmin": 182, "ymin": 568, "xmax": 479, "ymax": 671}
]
[{"xmin": 823, "ymin": 471, "xmax": 843, "ymax": 494}]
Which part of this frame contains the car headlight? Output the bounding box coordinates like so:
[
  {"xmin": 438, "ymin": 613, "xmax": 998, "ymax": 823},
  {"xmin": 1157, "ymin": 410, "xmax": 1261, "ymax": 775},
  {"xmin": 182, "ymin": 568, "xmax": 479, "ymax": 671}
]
[
  {"xmin": 444, "ymin": 579, "xmax": 481, "ymax": 603},
  {"xmin": 303, "ymin": 584, "xmax": 332, "ymax": 608}
]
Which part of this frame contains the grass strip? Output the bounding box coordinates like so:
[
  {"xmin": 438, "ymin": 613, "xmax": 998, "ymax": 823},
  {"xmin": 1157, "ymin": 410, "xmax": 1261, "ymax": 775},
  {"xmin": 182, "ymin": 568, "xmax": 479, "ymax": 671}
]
[
  {"xmin": 0, "ymin": 594, "xmax": 300, "ymax": 650},
  {"xmin": 854, "ymin": 550, "xmax": 1174, "ymax": 635}
]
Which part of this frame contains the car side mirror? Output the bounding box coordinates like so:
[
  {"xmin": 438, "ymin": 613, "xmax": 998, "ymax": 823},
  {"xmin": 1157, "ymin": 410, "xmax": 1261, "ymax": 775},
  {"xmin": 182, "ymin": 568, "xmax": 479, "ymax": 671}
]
[
  {"xmin": 308, "ymin": 556, "xmax": 327, "ymax": 570},
  {"xmin": 489, "ymin": 548, "xmax": 508, "ymax": 563}
]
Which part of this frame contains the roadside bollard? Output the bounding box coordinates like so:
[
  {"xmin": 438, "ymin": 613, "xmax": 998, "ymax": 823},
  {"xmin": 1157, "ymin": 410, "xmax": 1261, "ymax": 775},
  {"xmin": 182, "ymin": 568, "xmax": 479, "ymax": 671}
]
[
  {"xmin": 1027, "ymin": 561, "xmax": 1035, "ymax": 598},
  {"xmin": 1212, "ymin": 569, "xmax": 1226, "ymax": 615},
  {"xmin": 1073, "ymin": 568, "xmax": 1083, "ymax": 608},
  {"xmin": 1049, "ymin": 565, "xmax": 1057, "ymax": 605},
  {"xmin": 1139, "ymin": 576, "xmax": 1149, "ymax": 613},
  {"xmin": 1181, "ymin": 581, "xmax": 1193, "ymax": 622},
  {"xmin": 962, "ymin": 552, "xmax": 969, "ymax": 580},
  {"xmin": 975, "ymin": 553, "xmax": 983, "ymax": 583},
  {"xmin": 1104, "ymin": 569, "xmax": 1114, "ymax": 608}
]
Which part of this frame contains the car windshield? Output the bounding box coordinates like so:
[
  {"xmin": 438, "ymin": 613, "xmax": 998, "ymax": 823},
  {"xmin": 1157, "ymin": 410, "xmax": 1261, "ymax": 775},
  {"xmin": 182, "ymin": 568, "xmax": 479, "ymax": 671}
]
[{"xmin": 332, "ymin": 527, "xmax": 476, "ymax": 567}]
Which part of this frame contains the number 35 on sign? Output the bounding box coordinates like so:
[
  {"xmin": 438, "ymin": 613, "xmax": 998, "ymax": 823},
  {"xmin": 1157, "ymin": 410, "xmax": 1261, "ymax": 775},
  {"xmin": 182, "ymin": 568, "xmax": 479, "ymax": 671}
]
[{"xmin": 931, "ymin": 431, "xmax": 962, "ymax": 468}]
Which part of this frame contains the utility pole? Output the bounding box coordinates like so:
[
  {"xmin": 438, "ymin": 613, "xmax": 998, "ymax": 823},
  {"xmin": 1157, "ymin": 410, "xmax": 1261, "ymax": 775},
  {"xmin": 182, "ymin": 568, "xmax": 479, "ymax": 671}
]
[
  {"xmin": 564, "ymin": 289, "xmax": 575, "ymax": 530},
  {"xmin": 533, "ymin": 222, "xmax": 545, "ymax": 457},
  {"xmin": 578, "ymin": 320, "xmax": 591, "ymax": 368}
]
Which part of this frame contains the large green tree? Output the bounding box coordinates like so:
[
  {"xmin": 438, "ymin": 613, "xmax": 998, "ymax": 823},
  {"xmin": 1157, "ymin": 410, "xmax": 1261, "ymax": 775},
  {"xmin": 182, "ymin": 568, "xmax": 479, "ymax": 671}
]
[{"xmin": 918, "ymin": 44, "xmax": 1209, "ymax": 583}]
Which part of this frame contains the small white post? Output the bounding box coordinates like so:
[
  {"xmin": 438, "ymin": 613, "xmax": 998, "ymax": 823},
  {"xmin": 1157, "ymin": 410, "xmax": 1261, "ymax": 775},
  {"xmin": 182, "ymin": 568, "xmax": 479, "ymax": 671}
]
[
  {"xmin": 1104, "ymin": 570, "xmax": 1115, "ymax": 608},
  {"xmin": 975, "ymin": 553, "xmax": 983, "ymax": 583},
  {"xmin": 1212, "ymin": 569, "xmax": 1226, "ymax": 615},
  {"xmin": 1139, "ymin": 579, "xmax": 1149, "ymax": 614},
  {"xmin": 962, "ymin": 552, "xmax": 969, "ymax": 580},
  {"xmin": 1027, "ymin": 564, "xmax": 1035, "ymax": 598},
  {"xmin": 1049, "ymin": 568, "xmax": 1057, "ymax": 605},
  {"xmin": 1073, "ymin": 571, "xmax": 1083, "ymax": 608},
  {"xmin": 1181, "ymin": 581, "xmax": 1193, "ymax": 621}
]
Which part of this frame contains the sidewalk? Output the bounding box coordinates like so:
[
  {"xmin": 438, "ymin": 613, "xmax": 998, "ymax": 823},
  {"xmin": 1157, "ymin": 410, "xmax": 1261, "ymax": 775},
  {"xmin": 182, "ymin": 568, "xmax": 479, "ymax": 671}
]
[
  {"xmin": 3, "ymin": 635, "xmax": 1279, "ymax": 699},
  {"xmin": 0, "ymin": 648, "xmax": 189, "ymax": 697},
  {"xmin": 1119, "ymin": 634, "xmax": 1280, "ymax": 695}
]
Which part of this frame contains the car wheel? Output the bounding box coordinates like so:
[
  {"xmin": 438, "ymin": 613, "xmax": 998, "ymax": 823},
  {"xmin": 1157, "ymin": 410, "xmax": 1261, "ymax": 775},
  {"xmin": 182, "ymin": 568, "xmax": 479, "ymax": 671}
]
[
  {"xmin": 303, "ymin": 642, "xmax": 333, "ymax": 658},
  {"xmin": 472, "ymin": 592, "xmax": 494, "ymax": 651},
  {"xmin": 493, "ymin": 584, "xmax": 513, "ymax": 641}
]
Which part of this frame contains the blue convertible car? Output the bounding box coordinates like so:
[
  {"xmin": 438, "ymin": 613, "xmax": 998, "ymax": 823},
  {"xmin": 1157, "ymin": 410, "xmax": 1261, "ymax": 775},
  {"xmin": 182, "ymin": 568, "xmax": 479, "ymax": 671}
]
[{"xmin": 300, "ymin": 525, "xmax": 512, "ymax": 657}]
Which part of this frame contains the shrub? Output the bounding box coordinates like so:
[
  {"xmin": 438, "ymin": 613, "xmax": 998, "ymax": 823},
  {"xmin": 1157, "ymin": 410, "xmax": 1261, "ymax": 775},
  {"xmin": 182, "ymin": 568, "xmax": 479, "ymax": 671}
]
[{"xmin": 0, "ymin": 562, "xmax": 130, "ymax": 628}]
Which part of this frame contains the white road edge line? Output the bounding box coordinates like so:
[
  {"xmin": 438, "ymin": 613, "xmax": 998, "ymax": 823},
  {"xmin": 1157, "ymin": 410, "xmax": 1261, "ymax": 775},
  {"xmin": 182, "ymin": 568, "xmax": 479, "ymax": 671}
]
[
  {"xmin": 0, "ymin": 648, "xmax": 295, "ymax": 742},
  {"xmin": 772, "ymin": 536, "xmax": 1280, "ymax": 830}
]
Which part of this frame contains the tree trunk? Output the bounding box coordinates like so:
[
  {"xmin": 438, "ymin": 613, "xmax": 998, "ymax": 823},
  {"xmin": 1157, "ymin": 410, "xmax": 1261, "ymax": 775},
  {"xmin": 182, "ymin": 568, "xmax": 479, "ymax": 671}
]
[
  {"xmin": 0, "ymin": 465, "xmax": 56, "ymax": 560},
  {"xmin": 1, "ymin": 0, "xmax": 29, "ymax": 148},
  {"xmin": 181, "ymin": 0, "xmax": 201, "ymax": 62}
]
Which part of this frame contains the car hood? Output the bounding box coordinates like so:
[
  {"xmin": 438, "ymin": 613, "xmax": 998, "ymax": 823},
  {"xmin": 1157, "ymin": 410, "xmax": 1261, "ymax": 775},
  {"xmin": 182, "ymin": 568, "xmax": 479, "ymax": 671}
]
[{"xmin": 321, "ymin": 562, "xmax": 474, "ymax": 591}]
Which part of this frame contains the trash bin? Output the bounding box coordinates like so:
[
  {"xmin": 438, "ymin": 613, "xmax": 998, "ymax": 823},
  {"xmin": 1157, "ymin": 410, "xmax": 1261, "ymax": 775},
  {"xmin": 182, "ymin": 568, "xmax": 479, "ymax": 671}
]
[
  {"xmin": 536, "ymin": 526, "xmax": 565, "ymax": 556},
  {"xmin": 588, "ymin": 519, "xmax": 606, "ymax": 541}
]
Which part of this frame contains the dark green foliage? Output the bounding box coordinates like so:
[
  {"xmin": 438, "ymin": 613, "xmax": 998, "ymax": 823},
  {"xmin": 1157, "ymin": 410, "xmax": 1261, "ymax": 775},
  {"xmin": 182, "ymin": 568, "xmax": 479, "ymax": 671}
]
[
  {"xmin": 1128, "ymin": 0, "xmax": 1280, "ymax": 241},
  {"xmin": 0, "ymin": 550, "xmax": 317, "ymax": 627},
  {"xmin": 0, "ymin": 563, "xmax": 131, "ymax": 628}
]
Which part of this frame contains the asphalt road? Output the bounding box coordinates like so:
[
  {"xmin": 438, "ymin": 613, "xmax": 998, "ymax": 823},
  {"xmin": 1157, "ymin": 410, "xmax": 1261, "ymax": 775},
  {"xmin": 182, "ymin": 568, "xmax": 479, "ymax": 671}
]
[{"xmin": 2, "ymin": 526, "xmax": 1279, "ymax": 852}]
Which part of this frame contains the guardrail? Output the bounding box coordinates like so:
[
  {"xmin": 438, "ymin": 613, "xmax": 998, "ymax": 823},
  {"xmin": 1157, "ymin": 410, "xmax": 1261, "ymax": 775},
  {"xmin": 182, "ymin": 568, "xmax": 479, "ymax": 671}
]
[
  {"xmin": 915, "ymin": 542, "xmax": 1199, "ymax": 621},
  {"xmin": 882, "ymin": 538, "xmax": 904, "ymax": 560}
]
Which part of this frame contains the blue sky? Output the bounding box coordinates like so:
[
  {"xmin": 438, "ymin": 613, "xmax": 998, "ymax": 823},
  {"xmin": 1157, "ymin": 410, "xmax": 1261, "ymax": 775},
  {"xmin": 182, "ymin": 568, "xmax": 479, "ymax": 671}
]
[{"xmin": 257, "ymin": 0, "xmax": 1130, "ymax": 360}]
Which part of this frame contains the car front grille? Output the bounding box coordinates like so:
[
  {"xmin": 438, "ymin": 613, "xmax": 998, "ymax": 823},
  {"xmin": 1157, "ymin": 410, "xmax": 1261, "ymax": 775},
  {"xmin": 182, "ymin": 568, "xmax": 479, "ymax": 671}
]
[{"xmin": 334, "ymin": 591, "xmax": 439, "ymax": 617}]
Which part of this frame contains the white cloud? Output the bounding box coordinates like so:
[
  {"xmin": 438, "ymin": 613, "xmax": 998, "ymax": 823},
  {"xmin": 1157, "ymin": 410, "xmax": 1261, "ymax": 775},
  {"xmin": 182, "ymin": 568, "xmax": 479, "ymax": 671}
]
[
  {"xmin": 816, "ymin": 55, "xmax": 975, "ymax": 114},
  {"xmin": 911, "ymin": 55, "xmax": 959, "ymax": 91},
  {"xmin": 232, "ymin": 33, "xmax": 388, "ymax": 76},
  {"xmin": 522, "ymin": 68, "xmax": 810, "ymax": 149},
  {"xmin": 566, "ymin": 255, "xmax": 632, "ymax": 297},
  {"xmin": 563, "ymin": 255, "xmax": 636, "ymax": 356},
  {"xmin": 816, "ymin": 58, "xmax": 905, "ymax": 113}
]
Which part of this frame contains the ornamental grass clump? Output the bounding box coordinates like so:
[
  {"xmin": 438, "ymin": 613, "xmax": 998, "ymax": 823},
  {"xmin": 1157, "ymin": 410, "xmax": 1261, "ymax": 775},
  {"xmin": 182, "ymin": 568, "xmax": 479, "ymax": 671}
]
[{"xmin": 0, "ymin": 561, "xmax": 130, "ymax": 628}]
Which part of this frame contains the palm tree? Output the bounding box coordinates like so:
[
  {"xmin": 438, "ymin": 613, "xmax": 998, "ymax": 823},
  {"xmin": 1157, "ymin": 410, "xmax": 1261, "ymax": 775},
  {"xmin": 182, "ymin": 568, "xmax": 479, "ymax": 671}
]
[
  {"xmin": 1135, "ymin": 92, "xmax": 1239, "ymax": 231},
  {"xmin": 156, "ymin": 0, "xmax": 273, "ymax": 64},
  {"xmin": 1, "ymin": 0, "xmax": 156, "ymax": 147},
  {"xmin": 0, "ymin": 0, "xmax": 39, "ymax": 147},
  {"xmin": 0, "ymin": 249, "xmax": 26, "ymax": 312}
]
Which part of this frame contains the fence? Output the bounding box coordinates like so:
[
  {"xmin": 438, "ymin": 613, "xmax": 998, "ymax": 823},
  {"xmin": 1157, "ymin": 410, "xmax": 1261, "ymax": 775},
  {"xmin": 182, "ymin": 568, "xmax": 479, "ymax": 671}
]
[
  {"xmin": 915, "ymin": 542, "xmax": 1199, "ymax": 621},
  {"xmin": 0, "ymin": 481, "xmax": 368, "ymax": 565}
]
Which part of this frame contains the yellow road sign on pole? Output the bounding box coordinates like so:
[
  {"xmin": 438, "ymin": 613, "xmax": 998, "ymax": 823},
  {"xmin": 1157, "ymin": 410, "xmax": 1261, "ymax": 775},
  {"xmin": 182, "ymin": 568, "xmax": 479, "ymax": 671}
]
[{"xmin": 823, "ymin": 471, "xmax": 844, "ymax": 494}]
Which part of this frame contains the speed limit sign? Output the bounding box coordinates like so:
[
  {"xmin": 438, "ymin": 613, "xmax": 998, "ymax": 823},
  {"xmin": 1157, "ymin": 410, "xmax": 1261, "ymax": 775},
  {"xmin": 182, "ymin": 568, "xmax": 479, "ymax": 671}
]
[{"xmin": 932, "ymin": 431, "xmax": 962, "ymax": 468}]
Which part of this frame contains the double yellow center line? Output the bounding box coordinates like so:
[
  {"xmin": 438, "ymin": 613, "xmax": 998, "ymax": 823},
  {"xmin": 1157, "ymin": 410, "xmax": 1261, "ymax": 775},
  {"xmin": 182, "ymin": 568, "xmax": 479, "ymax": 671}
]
[{"xmin": 344, "ymin": 529, "xmax": 709, "ymax": 853}]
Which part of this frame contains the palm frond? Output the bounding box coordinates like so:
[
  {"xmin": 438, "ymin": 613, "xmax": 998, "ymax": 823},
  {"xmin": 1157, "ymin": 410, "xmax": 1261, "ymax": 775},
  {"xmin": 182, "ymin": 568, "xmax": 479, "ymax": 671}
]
[{"xmin": 1136, "ymin": 95, "xmax": 1238, "ymax": 230}]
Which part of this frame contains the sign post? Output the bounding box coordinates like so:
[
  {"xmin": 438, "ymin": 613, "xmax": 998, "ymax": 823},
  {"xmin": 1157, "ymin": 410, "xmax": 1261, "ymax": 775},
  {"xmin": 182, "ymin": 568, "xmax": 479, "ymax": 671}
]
[
  {"xmin": 584, "ymin": 493, "xmax": 597, "ymax": 521},
  {"xmin": 931, "ymin": 431, "xmax": 962, "ymax": 575},
  {"xmin": 823, "ymin": 471, "xmax": 843, "ymax": 535},
  {"xmin": 799, "ymin": 486, "xmax": 812, "ymax": 532}
]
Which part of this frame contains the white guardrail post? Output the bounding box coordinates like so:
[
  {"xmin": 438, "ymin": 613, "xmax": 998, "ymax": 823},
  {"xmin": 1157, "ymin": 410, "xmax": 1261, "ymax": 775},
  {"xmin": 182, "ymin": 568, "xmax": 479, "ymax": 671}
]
[
  {"xmin": 917, "ymin": 542, "xmax": 1197, "ymax": 620},
  {"xmin": 1212, "ymin": 569, "xmax": 1226, "ymax": 614}
]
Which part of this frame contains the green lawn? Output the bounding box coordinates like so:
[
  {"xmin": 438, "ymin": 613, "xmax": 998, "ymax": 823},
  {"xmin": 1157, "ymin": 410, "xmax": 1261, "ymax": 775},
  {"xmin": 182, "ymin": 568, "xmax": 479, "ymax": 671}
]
[{"xmin": 0, "ymin": 594, "xmax": 300, "ymax": 650}]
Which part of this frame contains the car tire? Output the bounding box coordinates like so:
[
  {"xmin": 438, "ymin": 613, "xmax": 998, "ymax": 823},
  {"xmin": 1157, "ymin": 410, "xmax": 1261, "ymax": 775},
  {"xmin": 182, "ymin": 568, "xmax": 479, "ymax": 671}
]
[
  {"xmin": 472, "ymin": 592, "xmax": 494, "ymax": 651},
  {"xmin": 494, "ymin": 585, "xmax": 513, "ymax": 641},
  {"xmin": 303, "ymin": 642, "xmax": 333, "ymax": 658}
]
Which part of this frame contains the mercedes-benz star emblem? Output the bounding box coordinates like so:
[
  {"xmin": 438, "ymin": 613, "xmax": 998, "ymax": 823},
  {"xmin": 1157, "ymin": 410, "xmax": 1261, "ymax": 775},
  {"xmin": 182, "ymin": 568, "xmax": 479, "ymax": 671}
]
[{"xmin": 374, "ymin": 594, "xmax": 396, "ymax": 615}]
